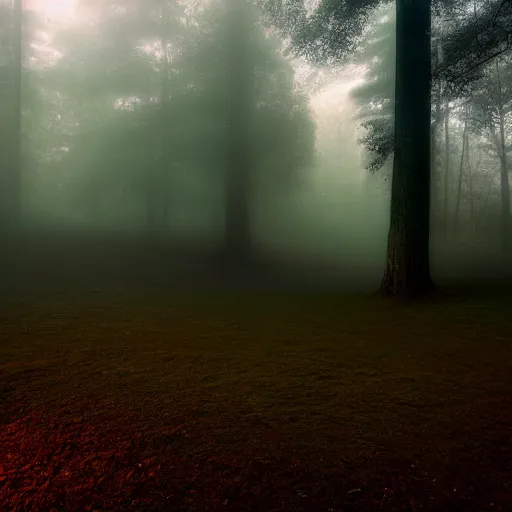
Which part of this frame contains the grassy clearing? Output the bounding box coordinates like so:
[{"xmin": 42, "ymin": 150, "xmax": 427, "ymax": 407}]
[{"xmin": 0, "ymin": 291, "xmax": 511, "ymax": 511}]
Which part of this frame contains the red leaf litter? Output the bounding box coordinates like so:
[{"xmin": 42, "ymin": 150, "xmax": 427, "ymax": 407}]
[
  {"xmin": 1, "ymin": 401, "xmax": 511, "ymax": 512},
  {"xmin": 0, "ymin": 404, "xmax": 378, "ymax": 512},
  {"xmin": 0, "ymin": 404, "xmax": 320, "ymax": 512},
  {"xmin": 0, "ymin": 406, "xmax": 203, "ymax": 511}
]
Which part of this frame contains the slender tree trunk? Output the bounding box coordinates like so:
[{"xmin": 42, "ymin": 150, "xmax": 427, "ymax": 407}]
[
  {"xmin": 454, "ymin": 104, "xmax": 468, "ymax": 234},
  {"xmin": 147, "ymin": 4, "xmax": 171, "ymax": 233},
  {"xmin": 431, "ymin": 91, "xmax": 441, "ymax": 167},
  {"xmin": 223, "ymin": 0, "xmax": 253, "ymax": 270},
  {"xmin": 443, "ymin": 91, "xmax": 450, "ymax": 239},
  {"xmin": 1, "ymin": 0, "xmax": 22, "ymax": 233},
  {"xmin": 159, "ymin": 17, "xmax": 170, "ymax": 230},
  {"xmin": 146, "ymin": 167, "xmax": 157, "ymax": 231},
  {"xmin": 467, "ymin": 144, "xmax": 478, "ymax": 239},
  {"xmin": 431, "ymin": 81, "xmax": 442, "ymax": 230},
  {"xmin": 495, "ymin": 59, "xmax": 511, "ymax": 252},
  {"xmin": 380, "ymin": 0, "xmax": 434, "ymax": 297},
  {"xmin": 480, "ymin": 175, "xmax": 494, "ymax": 234}
]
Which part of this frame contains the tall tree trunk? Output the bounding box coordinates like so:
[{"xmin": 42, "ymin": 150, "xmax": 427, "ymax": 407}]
[
  {"xmin": 431, "ymin": 81, "xmax": 442, "ymax": 229},
  {"xmin": 380, "ymin": 0, "xmax": 434, "ymax": 297},
  {"xmin": 1, "ymin": 0, "xmax": 22, "ymax": 234},
  {"xmin": 453, "ymin": 104, "xmax": 468, "ymax": 234},
  {"xmin": 479, "ymin": 172, "xmax": 494, "ymax": 232},
  {"xmin": 467, "ymin": 143, "xmax": 478, "ymax": 239},
  {"xmin": 158, "ymin": 15, "xmax": 170, "ymax": 230},
  {"xmin": 443, "ymin": 91, "xmax": 450, "ymax": 240},
  {"xmin": 223, "ymin": 0, "xmax": 253, "ymax": 270},
  {"xmin": 147, "ymin": 3, "xmax": 171, "ymax": 233},
  {"xmin": 431, "ymin": 89, "xmax": 441, "ymax": 167},
  {"xmin": 495, "ymin": 59, "xmax": 511, "ymax": 252}
]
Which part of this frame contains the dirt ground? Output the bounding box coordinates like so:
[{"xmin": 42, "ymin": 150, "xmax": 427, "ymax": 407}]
[{"xmin": 1, "ymin": 287, "xmax": 511, "ymax": 511}]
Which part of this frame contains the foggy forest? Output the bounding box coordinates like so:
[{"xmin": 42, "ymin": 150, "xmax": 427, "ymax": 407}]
[{"xmin": 0, "ymin": 0, "xmax": 511, "ymax": 510}]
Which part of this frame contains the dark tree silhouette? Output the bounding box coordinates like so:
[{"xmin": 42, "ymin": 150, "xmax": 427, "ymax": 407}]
[{"xmin": 0, "ymin": 0, "xmax": 22, "ymax": 233}]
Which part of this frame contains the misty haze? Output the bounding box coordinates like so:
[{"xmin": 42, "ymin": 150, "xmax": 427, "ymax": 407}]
[{"xmin": 0, "ymin": 1, "xmax": 511, "ymax": 511}]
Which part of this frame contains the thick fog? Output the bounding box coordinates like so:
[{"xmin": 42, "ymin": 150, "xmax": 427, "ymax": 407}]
[{"xmin": 1, "ymin": 0, "xmax": 511, "ymax": 295}]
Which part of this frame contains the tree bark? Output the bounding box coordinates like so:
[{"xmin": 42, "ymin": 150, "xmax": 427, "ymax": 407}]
[{"xmin": 380, "ymin": 0, "xmax": 434, "ymax": 297}]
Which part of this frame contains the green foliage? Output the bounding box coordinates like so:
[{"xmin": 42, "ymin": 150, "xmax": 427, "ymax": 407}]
[
  {"xmin": 351, "ymin": 5, "xmax": 395, "ymax": 173},
  {"xmin": 41, "ymin": 0, "xmax": 314, "ymax": 220},
  {"xmin": 260, "ymin": 0, "xmax": 380, "ymax": 64},
  {"xmin": 261, "ymin": 0, "xmax": 512, "ymax": 176},
  {"xmin": 439, "ymin": 0, "xmax": 512, "ymax": 90},
  {"xmin": 469, "ymin": 57, "xmax": 512, "ymax": 159}
]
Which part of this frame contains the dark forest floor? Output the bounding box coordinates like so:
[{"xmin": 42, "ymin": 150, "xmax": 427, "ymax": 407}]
[
  {"xmin": 1, "ymin": 287, "xmax": 511, "ymax": 511},
  {"xmin": 0, "ymin": 229, "xmax": 511, "ymax": 511}
]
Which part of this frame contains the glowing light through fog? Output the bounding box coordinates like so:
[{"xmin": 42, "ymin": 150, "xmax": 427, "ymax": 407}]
[{"xmin": 25, "ymin": 0, "xmax": 77, "ymax": 20}]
